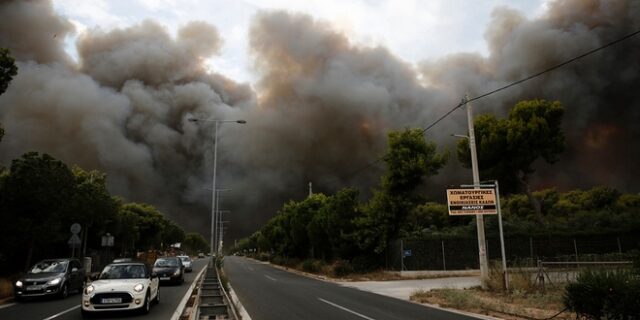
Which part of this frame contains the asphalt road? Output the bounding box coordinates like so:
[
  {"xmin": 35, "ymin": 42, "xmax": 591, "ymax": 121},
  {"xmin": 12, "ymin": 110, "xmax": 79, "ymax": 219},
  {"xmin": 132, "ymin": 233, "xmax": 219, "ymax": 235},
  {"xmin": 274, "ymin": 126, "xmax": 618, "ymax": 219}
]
[
  {"xmin": 224, "ymin": 256, "xmax": 479, "ymax": 320},
  {"xmin": 0, "ymin": 258, "xmax": 209, "ymax": 320}
]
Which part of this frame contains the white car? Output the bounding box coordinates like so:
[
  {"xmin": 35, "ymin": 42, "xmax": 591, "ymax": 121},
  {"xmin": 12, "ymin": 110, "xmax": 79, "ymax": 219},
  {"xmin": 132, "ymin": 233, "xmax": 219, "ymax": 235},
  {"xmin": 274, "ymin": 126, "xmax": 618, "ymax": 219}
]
[
  {"xmin": 177, "ymin": 255, "xmax": 193, "ymax": 272},
  {"xmin": 82, "ymin": 262, "xmax": 159, "ymax": 316}
]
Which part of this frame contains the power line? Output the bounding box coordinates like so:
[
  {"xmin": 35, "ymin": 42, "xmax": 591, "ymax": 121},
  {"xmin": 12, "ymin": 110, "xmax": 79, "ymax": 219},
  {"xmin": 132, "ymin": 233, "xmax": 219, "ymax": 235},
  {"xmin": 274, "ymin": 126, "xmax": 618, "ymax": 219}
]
[{"xmin": 341, "ymin": 28, "xmax": 640, "ymax": 183}]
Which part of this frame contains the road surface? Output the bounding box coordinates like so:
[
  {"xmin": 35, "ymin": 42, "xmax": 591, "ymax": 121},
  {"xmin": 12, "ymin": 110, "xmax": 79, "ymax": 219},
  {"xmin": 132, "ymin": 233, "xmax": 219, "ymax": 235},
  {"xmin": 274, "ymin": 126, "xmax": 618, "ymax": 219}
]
[{"xmin": 224, "ymin": 256, "xmax": 480, "ymax": 320}]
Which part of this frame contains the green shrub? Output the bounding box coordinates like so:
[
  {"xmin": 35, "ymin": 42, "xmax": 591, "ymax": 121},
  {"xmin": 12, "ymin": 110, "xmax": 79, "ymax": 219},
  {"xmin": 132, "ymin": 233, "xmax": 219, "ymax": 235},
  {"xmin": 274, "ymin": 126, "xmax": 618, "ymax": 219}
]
[
  {"xmin": 564, "ymin": 268, "xmax": 640, "ymax": 319},
  {"xmin": 301, "ymin": 259, "xmax": 322, "ymax": 273},
  {"xmin": 351, "ymin": 255, "xmax": 380, "ymax": 273},
  {"xmin": 331, "ymin": 260, "xmax": 353, "ymax": 277}
]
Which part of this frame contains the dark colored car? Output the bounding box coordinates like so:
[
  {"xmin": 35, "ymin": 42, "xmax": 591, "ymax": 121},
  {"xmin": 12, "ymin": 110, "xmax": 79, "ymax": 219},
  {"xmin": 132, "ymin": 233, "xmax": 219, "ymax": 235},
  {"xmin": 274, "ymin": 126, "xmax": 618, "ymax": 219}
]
[
  {"xmin": 152, "ymin": 257, "xmax": 184, "ymax": 285},
  {"xmin": 14, "ymin": 258, "xmax": 85, "ymax": 301}
]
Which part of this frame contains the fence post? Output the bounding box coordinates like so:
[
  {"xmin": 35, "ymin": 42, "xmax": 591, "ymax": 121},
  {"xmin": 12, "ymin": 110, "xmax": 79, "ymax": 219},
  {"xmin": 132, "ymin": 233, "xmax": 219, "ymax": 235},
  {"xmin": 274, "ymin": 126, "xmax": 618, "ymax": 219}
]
[
  {"xmin": 573, "ymin": 238, "xmax": 579, "ymax": 262},
  {"xmin": 441, "ymin": 240, "xmax": 446, "ymax": 271},
  {"xmin": 537, "ymin": 259, "xmax": 545, "ymax": 293},
  {"xmin": 529, "ymin": 237, "xmax": 534, "ymax": 265},
  {"xmin": 400, "ymin": 239, "xmax": 405, "ymax": 271},
  {"xmin": 617, "ymin": 237, "xmax": 622, "ymax": 255}
]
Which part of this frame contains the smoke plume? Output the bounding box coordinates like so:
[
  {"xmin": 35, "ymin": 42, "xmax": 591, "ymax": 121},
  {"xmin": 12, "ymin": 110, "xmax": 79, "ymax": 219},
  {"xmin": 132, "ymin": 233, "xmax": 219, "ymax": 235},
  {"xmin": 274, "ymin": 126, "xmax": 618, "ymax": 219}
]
[{"xmin": 0, "ymin": 0, "xmax": 638, "ymax": 240}]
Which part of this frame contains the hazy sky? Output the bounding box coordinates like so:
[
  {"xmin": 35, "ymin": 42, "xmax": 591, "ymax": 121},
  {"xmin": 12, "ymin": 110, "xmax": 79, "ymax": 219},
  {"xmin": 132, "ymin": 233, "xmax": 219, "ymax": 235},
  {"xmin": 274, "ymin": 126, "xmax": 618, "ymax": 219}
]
[{"xmin": 52, "ymin": 0, "xmax": 547, "ymax": 83}]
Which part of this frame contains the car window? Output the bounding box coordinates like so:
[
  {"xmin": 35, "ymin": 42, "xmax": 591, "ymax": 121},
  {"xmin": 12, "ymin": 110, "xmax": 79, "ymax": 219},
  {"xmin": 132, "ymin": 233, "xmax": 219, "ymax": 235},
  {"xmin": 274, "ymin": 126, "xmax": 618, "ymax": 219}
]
[
  {"xmin": 100, "ymin": 264, "xmax": 147, "ymax": 279},
  {"xmin": 179, "ymin": 256, "xmax": 190, "ymax": 262},
  {"xmin": 154, "ymin": 258, "xmax": 178, "ymax": 267},
  {"xmin": 29, "ymin": 260, "xmax": 68, "ymax": 273}
]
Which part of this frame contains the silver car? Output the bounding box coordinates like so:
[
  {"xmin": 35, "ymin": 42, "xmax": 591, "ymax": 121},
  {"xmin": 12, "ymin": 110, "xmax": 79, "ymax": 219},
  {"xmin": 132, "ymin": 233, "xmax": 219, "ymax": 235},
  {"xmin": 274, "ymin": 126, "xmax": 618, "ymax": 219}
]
[{"xmin": 177, "ymin": 255, "xmax": 192, "ymax": 272}]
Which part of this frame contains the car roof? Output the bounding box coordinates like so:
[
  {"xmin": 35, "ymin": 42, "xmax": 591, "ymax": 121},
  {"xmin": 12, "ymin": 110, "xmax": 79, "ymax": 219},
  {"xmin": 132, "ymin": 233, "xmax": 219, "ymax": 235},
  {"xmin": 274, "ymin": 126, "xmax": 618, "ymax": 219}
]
[{"xmin": 108, "ymin": 262, "xmax": 146, "ymax": 266}]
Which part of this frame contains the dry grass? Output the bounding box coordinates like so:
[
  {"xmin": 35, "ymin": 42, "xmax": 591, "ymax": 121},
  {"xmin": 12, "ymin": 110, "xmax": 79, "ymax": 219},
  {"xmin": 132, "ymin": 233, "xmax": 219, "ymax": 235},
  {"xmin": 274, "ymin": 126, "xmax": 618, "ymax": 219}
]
[
  {"xmin": 411, "ymin": 287, "xmax": 573, "ymax": 320},
  {"xmin": 0, "ymin": 278, "xmax": 14, "ymax": 300}
]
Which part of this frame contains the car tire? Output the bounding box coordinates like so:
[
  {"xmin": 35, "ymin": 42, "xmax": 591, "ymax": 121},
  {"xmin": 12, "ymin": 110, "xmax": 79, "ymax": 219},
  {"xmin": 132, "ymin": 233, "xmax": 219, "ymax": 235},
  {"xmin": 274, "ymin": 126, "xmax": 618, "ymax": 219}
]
[
  {"xmin": 140, "ymin": 291, "xmax": 150, "ymax": 314},
  {"xmin": 58, "ymin": 283, "xmax": 69, "ymax": 299}
]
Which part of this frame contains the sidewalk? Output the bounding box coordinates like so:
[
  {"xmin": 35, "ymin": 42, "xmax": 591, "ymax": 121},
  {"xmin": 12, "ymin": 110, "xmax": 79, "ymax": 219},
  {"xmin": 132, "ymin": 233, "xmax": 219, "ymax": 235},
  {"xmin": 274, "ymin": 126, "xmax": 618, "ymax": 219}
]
[{"xmin": 338, "ymin": 275, "xmax": 482, "ymax": 300}]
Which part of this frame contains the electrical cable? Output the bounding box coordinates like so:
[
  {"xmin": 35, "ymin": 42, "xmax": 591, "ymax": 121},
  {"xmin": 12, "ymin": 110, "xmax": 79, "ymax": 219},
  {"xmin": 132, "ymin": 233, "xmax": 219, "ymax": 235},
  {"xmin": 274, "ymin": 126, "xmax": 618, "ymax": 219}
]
[{"xmin": 339, "ymin": 28, "xmax": 640, "ymax": 183}]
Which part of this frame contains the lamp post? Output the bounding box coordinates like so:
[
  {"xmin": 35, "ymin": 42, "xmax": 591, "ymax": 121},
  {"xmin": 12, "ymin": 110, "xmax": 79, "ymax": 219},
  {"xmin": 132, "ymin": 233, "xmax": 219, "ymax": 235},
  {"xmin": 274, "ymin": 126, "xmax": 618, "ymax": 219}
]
[
  {"xmin": 215, "ymin": 189, "xmax": 232, "ymax": 254},
  {"xmin": 188, "ymin": 118, "xmax": 246, "ymax": 258}
]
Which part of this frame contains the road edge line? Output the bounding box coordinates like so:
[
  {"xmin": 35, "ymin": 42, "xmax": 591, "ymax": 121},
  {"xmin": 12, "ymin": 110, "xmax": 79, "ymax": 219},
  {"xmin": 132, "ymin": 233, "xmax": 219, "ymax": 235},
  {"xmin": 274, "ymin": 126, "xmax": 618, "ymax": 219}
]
[{"xmin": 42, "ymin": 304, "xmax": 80, "ymax": 320}]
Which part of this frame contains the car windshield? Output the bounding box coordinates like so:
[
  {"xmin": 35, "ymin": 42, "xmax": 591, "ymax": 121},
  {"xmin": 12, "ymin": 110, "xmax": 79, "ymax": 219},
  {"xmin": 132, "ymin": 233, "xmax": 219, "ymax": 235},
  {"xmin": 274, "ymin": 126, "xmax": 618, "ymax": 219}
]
[
  {"xmin": 99, "ymin": 264, "xmax": 148, "ymax": 279},
  {"xmin": 154, "ymin": 258, "xmax": 179, "ymax": 267},
  {"xmin": 29, "ymin": 260, "xmax": 68, "ymax": 274}
]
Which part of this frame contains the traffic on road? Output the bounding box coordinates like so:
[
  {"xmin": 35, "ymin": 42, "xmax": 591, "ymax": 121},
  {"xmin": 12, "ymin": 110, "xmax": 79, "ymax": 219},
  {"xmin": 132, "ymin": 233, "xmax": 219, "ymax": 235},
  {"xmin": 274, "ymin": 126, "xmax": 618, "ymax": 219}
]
[{"xmin": 0, "ymin": 256, "xmax": 209, "ymax": 320}]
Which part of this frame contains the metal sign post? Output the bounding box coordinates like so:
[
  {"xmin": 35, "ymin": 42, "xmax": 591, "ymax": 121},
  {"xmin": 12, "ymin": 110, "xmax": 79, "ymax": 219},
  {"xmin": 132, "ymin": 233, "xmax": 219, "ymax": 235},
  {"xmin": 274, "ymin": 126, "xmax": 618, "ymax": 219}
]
[{"xmin": 449, "ymin": 181, "xmax": 509, "ymax": 291}]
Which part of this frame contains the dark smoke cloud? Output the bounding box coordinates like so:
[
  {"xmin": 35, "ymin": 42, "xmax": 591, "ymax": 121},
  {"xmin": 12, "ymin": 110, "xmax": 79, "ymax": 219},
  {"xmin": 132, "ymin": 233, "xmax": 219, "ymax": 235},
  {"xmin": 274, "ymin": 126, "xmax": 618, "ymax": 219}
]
[{"xmin": 0, "ymin": 0, "xmax": 639, "ymax": 242}]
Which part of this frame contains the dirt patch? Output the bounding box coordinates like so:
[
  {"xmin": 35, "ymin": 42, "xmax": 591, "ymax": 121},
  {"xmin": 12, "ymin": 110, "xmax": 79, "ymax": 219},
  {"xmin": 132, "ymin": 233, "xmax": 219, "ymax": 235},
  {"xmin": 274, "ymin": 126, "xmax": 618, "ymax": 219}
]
[{"xmin": 411, "ymin": 287, "xmax": 574, "ymax": 320}]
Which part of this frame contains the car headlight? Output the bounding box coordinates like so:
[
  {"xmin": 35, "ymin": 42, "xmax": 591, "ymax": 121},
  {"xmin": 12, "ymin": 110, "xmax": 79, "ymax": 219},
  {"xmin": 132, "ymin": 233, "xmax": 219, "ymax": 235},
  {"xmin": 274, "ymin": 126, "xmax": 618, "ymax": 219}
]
[
  {"xmin": 85, "ymin": 285, "xmax": 95, "ymax": 295},
  {"xmin": 133, "ymin": 283, "xmax": 144, "ymax": 293},
  {"xmin": 173, "ymin": 269, "xmax": 181, "ymax": 276},
  {"xmin": 15, "ymin": 280, "xmax": 23, "ymax": 287},
  {"xmin": 47, "ymin": 277, "xmax": 62, "ymax": 286}
]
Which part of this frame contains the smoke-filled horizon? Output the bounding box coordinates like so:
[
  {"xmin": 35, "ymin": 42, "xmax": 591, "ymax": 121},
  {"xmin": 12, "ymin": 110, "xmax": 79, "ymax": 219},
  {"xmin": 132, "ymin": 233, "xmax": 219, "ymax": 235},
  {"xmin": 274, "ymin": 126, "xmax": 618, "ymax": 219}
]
[{"xmin": 1, "ymin": 0, "xmax": 639, "ymax": 242}]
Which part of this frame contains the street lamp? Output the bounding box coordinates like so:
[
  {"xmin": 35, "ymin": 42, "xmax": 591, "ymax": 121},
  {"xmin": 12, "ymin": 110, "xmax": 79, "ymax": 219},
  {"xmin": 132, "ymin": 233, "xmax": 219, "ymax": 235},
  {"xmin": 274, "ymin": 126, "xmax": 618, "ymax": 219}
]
[
  {"xmin": 188, "ymin": 117, "xmax": 246, "ymax": 258},
  {"xmin": 215, "ymin": 189, "xmax": 231, "ymax": 254}
]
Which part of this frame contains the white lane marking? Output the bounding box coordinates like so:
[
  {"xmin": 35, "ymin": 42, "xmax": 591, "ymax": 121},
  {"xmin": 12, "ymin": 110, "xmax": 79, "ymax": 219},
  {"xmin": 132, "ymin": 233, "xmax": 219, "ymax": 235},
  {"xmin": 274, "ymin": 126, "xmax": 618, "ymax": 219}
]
[
  {"xmin": 0, "ymin": 303, "xmax": 16, "ymax": 310},
  {"xmin": 42, "ymin": 305, "xmax": 80, "ymax": 320},
  {"xmin": 264, "ymin": 275, "xmax": 277, "ymax": 281},
  {"xmin": 318, "ymin": 298, "xmax": 376, "ymax": 320}
]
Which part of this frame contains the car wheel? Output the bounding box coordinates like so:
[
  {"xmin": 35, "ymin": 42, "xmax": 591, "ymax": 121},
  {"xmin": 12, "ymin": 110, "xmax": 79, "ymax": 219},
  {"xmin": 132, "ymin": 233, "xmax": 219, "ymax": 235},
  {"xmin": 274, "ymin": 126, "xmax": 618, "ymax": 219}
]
[
  {"xmin": 140, "ymin": 291, "xmax": 150, "ymax": 314},
  {"xmin": 58, "ymin": 283, "xmax": 69, "ymax": 299}
]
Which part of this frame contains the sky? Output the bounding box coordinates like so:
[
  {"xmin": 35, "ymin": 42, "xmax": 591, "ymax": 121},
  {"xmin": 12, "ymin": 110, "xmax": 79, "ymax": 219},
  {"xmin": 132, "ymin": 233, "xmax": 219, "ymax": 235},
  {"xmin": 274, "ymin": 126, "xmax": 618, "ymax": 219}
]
[{"xmin": 52, "ymin": 0, "xmax": 548, "ymax": 84}]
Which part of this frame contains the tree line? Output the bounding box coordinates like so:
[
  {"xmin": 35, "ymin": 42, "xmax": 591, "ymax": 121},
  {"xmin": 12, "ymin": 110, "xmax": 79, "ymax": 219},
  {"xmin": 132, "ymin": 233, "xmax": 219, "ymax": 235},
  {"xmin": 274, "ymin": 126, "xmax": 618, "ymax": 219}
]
[
  {"xmin": 232, "ymin": 100, "xmax": 639, "ymax": 270},
  {"xmin": 0, "ymin": 152, "xmax": 210, "ymax": 275}
]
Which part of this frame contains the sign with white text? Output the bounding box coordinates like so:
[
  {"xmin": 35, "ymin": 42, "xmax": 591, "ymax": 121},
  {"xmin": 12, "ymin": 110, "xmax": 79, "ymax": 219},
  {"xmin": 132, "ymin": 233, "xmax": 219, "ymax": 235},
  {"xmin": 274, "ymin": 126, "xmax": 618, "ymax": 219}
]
[{"xmin": 447, "ymin": 188, "xmax": 497, "ymax": 215}]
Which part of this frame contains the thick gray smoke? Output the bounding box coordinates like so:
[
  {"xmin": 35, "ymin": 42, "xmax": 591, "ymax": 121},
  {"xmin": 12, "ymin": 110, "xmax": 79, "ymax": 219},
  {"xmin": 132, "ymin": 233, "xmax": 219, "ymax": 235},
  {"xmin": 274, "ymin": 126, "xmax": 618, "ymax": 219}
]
[{"xmin": 0, "ymin": 0, "xmax": 638, "ymax": 240}]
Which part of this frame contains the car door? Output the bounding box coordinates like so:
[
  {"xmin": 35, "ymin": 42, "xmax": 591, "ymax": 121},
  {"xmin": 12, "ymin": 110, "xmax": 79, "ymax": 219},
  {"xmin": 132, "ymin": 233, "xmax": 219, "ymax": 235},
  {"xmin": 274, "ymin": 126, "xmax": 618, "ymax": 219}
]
[
  {"xmin": 69, "ymin": 260, "xmax": 83, "ymax": 290},
  {"xmin": 148, "ymin": 266, "xmax": 159, "ymax": 299}
]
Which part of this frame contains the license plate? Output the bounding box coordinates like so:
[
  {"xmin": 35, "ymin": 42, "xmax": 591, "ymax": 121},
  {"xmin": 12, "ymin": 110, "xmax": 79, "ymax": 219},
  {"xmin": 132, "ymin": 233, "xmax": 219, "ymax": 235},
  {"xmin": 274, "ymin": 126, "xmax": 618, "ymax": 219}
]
[
  {"xmin": 26, "ymin": 285, "xmax": 43, "ymax": 291},
  {"xmin": 101, "ymin": 298, "xmax": 122, "ymax": 304},
  {"xmin": 160, "ymin": 277, "xmax": 170, "ymax": 281}
]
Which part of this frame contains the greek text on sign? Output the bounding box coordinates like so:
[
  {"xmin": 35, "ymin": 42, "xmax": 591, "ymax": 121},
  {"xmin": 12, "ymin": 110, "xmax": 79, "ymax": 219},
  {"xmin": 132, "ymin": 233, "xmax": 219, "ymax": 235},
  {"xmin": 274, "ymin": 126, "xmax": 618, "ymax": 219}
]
[{"xmin": 447, "ymin": 189, "xmax": 497, "ymax": 215}]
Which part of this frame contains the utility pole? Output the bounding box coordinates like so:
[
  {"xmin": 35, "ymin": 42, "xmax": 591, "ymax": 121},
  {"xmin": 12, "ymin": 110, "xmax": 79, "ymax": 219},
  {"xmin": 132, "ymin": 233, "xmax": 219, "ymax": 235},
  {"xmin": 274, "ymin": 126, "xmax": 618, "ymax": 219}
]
[
  {"xmin": 308, "ymin": 182, "xmax": 313, "ymax": 197},
  {"xmin": 465, "ymin": 95, "xmax": 489, "ymax": 281}
]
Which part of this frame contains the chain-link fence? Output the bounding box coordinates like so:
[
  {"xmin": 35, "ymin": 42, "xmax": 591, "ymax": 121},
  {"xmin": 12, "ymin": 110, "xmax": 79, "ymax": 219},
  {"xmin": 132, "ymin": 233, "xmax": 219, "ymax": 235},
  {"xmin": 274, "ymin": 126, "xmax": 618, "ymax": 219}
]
[{"xmin": 387, "ymin": 233, "xmax": 639, "ymax": 271}]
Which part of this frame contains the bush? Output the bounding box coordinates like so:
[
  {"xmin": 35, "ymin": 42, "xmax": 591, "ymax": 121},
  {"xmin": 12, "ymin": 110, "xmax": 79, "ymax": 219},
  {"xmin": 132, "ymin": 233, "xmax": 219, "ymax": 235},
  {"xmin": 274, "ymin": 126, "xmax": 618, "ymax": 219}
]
[
  {"xmin": 564, "ymin": 269, "xmax": 640, "ymax": 319},
  {"xmin": 351, "ymin": 255, "xmax": 380, "ymax": 273},
  {"xmin": 331, "ymin": 260, "xmax": 353, "ymax": 277},
  {"xmin": 301, "ymin": 259, "xmax": 323, "ymax": 273}
]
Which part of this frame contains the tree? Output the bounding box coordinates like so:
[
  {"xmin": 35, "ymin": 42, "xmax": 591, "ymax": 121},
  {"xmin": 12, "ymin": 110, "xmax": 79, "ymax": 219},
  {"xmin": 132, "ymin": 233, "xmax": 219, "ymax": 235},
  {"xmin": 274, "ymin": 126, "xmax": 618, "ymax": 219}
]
[
  {"xmin": 67, "ymin": 167, "xmax": 118, "ymax": 255},
  {"xmin": 357, "ymin": 128, "xmax": 448, "ymax": 253},
  {"xmin": 0, "ymin": 48, "xmax": 17, "ymax": 145},
  {"xmin": 161, "ymin": 220, "xmax": 185, "ymax": 247},
  {"xmin": 0, "ymin": 152, "xmax": 76, "ymax": 271},
  {"xmin": 118, "ymin": 203, "xmax": 165, "ymax": 250},
  {"xmin": 182, "ymin": 232, "xmax": 210, "ymax": 255},
  {"xmin": 457, "ymin": 99, "xmax": 565, "ymax": 224},
  {"xmin": 0, "ymin": 48, "xmax": 16, "ymax": 95}
]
